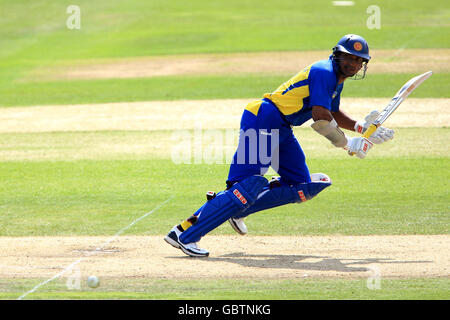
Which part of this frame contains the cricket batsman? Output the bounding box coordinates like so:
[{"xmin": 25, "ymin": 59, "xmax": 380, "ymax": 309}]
[{"xmin": 164, "ymin": 34, "xmax": 394, "ymax": 257}]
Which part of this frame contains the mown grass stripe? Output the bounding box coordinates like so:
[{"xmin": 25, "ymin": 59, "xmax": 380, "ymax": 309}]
[{"xmin": 0, "ymin": 73, "xmax": 448, "ymax": 107}]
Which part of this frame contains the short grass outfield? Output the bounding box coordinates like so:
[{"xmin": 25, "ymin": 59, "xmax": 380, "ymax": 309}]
[
  {"xmin": 0, "ymin": 73, "xmax": 448, "ymax": 107},
  {"xmin": 0, "ymin": 128, "xmax": 448, "ymax": 237},
  {"xmin": 0, "ymin": 0, "xmax": 449, "ymax": 106},
  {"xmin": 1, "ymin": 0, "xmax": 448, "ymax": 64},
  {"xmin": 0, "ymin": 278, "xmax": 448, "ymax": 300}
]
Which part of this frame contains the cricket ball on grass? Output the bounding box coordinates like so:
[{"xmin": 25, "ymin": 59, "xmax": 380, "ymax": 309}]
[{"xmin": 87, "ymin": 275, "xmax": 100, "ymax": 288}]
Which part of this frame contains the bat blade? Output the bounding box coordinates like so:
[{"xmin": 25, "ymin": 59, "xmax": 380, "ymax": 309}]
[
  {"xmin": 351, "ymin": 71, "xmax": 432, "ymax": 155},
  {"xmin": 370, "ymin": 71, "xmax": 433, "ymax": 130}
]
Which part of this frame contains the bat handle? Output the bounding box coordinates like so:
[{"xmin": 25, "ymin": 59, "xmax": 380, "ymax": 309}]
[
  {"xmin": 349, "ymin": 124, "xmax": 378, "ymax": 156},
  {"xmin": 363, "ymin": 124, "xmax": 378, "ymax": 138}
]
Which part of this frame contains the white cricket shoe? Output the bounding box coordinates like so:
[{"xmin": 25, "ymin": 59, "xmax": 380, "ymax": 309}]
[
  {"xmin": 228, "ymin": 217, "xmax": 247, "ymax": 235},
  {"xmin": 164, "ymin": 225, "xmax": 209, "ymax": 257}
]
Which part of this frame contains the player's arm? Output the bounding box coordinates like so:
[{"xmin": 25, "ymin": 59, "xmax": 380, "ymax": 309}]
[
  {"xmin": 331, "ymin": 109, "xmax": 356, "ymax": 131},
  {"xmin": 311, "ymin": 105, "xmax": 372, "ymax": 159},
  {"xmin": 311, "ymin": 105, "xmax": 333, "ymax": 122},
  {"xmin": 351, "ymin": 110, "xmax": 395, "ymax": 144},
  {"xmin": 331, "ymin": 107, "xmax": 394, "ymax": 144}
]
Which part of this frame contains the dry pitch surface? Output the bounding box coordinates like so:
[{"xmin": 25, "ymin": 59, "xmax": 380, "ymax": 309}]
[
  {"xmin": 1, "ymin": 98, "xmax": 448, "ymax": 133},
  {"xmin": 28, "ymin": 49, "xmax": 450, "ymax": 80},
  {"xmin": 1, "ymin": 236, "xmax": 448, "ymax": 281}
]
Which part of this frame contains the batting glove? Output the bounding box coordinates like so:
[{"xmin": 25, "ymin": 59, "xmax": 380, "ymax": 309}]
[
  {"xmin": 369, "ymin": 126, "xmax": 394, "ymax": 144},
  {"xmin": 345, "ymin": 136, "xmax": 373, "ymax": 159},
  {"xmin": 354, "ymin": 110, "xmax": 379, "ymax": 134},
  {"xmin": 354, "ymin": 110, "xmax": 394, "ymax": 144}
]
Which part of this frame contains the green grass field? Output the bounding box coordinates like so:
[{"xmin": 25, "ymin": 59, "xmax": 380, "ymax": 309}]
[
  {"xmin": 0, "ymin": 73, "xmax": 448, "ymax": 107},
  {"xmin": 1, "ymin": 278, "xmax": 448, "ymax": 300},
  {"xmin": 0, "ymin": 128, "xmax": 448, "ymax": 236},
  {"xmin": 0, "ymin": 0, "xmax": 448, "ymax": 301},
  {"xmin": 0, "ymin": 0, "xmax": 449, "ymax": 104}
]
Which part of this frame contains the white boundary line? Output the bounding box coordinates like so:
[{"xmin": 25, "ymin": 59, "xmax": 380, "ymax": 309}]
[{"xmin": 16, "ymin": 196, "xmax": 173, "ymax": 300}]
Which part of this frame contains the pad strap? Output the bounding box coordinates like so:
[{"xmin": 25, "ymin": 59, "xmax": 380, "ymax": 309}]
[{"xmin": 234, "ymin": 177, "xmax": 332, "ymax": 218}]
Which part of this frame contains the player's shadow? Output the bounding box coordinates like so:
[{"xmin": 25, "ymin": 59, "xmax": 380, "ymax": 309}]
[{"xmin": 196, "ymin": 252, "xmax": 431, "ymax": 273}]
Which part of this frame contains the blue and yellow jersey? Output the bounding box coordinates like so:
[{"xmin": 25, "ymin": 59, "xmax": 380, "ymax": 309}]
[{"xmin": 245, "ymin": 58, "xmax": 343, "ymax": 126}]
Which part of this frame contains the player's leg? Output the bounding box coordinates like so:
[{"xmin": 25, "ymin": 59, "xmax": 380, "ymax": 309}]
[
  {"xmin": 229, "ymin": 131, "xmax": 331, "ymax": 234},
  {"xmin": 165, "ymin": 100, "xmax": 283, "ymax": 256},
  {"xmin": 227, "ymin": 101, "xmax": 283, "ymax": 182},
  {"xmin": 165, "ymin": 174, "xmax": 267, "ymax": 256}
]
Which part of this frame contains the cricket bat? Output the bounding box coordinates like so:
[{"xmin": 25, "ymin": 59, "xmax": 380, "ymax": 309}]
[{"xmin": 362, "ymin": 70, "xmax": 433, "ymax": 139}]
